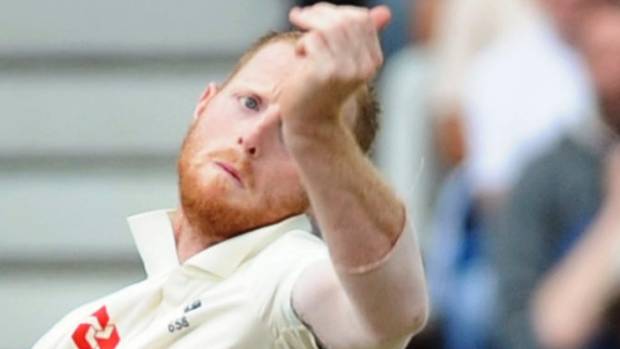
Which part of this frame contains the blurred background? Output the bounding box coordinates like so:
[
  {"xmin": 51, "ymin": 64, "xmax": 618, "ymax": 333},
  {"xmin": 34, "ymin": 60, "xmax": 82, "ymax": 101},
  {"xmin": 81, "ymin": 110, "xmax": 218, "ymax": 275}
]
[{"xmin": 3, "ymin": 0, "xmax": 620, "ymax": 348}]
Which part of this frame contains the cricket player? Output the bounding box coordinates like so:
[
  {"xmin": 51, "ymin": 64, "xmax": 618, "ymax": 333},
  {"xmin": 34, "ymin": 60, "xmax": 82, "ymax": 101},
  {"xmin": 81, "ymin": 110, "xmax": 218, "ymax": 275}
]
[{"xmin": 34, "ymin": 3, "xmax": 428, "ymax": 349}]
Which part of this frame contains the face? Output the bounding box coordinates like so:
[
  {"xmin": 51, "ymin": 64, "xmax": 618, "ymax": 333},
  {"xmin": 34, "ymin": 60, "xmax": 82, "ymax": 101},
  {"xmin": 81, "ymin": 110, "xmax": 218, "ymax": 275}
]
[
  {"xmin": 178, "ymin": 41, "xmax": 309, "ymax": 240},
  {"xmin": 579, "ymin": 9, "xmax": 620, "ymax": 132}
]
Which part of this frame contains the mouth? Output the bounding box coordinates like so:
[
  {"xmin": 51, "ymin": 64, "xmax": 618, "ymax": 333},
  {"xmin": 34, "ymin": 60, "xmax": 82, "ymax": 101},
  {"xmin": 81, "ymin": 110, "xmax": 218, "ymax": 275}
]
[{"xmin": 213, "ymin": 161, "xmax": 243, "ymax": 187}]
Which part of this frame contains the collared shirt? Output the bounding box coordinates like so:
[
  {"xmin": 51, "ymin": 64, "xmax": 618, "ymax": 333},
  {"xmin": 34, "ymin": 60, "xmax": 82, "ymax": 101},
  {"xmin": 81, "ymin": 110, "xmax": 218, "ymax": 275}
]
[{"xmin": 34, "ymin": 210, "xmax": 328, "ymax": 349}]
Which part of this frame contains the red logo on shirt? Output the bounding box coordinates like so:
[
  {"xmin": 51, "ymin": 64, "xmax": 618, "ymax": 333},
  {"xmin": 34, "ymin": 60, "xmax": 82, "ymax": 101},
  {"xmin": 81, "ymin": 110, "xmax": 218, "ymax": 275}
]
[{"xmin": 72, "ymin": 306, "xmax": 120, "ymax": 349}]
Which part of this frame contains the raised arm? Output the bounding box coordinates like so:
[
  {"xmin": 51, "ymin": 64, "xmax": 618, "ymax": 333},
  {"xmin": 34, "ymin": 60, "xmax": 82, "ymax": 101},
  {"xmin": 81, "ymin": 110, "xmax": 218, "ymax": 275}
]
[{"xmin": 277, "ymin": 4, "xmax": 429, "ymax": 348}]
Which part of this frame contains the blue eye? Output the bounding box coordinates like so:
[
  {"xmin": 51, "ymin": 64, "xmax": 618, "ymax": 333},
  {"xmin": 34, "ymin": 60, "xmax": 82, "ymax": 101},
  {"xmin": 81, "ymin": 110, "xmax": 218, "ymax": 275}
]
[{"xmin": 241, "ymin": 96, "xmax": 260, "ymax": 111}]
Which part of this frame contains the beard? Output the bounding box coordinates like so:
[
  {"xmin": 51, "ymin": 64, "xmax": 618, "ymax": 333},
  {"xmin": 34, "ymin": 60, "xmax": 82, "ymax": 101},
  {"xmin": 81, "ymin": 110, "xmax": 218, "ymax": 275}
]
[{"xmin": 177, "ymin": 124, "xmax": 309, "ymax": 242}]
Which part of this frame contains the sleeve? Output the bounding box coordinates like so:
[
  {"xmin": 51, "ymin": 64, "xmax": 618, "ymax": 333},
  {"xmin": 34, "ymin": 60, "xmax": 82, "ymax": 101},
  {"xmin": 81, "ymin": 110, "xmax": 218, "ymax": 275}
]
[
  {"xmin": 272, "ymin": 261, "xmax": 325, "ymax": 349},
  {"xmin": 291, "ymin": 218, "xmax": 427, "ymax": 349},
  {"xmin": 253, "ymin": 231, "xmax": 329, "ymax": 349}
]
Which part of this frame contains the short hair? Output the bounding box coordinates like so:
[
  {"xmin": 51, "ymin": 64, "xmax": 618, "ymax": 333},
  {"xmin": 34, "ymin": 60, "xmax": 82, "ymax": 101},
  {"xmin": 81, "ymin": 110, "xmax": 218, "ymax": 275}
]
[{"xmin": 224, "ymin": 31, "xmax": 380, "ymax": 154}]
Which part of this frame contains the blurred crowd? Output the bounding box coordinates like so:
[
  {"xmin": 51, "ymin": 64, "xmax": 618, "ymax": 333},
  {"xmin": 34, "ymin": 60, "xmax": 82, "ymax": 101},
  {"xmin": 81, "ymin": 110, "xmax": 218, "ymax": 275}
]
[{"xmin": 294, "ymin": 1, "xmax": 620, "ymax": 348}]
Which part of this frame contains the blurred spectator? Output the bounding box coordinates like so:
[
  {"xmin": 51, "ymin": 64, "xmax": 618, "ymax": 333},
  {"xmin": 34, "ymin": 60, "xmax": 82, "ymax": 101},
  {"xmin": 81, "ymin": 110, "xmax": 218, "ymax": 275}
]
[
  {"xmin": 375, "ymin": 0, "xmax": 441, "ymax": 245},
  {"xmin": 495, "ymin": 5, "xmax": 620, "ymax": 348},
  {"xmin": 534, "ymin": 148, "xmax": 620, "ymax": 349},
  {"xmin": 374, "ymin": 1, "xmax": 509, "ymax": 347},
  {"xmin": 422, "ymin": 2, "xmax": 539, "ymax": 348},
  {"xmin": 426, "ymin": 167, "xmax": 497, "ymax": 349},
  {"xmin": 431, "ymin": 0, "xmax": 537, "ymax": 166},
  {"xmin": 462, "ymin": 0, "xmax": 604, "ymax": 217}
]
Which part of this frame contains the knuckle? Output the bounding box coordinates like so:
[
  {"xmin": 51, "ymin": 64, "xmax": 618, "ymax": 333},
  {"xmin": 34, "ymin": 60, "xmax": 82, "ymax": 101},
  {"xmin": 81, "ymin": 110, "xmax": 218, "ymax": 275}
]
[
  {"xmin": 350, "ymin": 12, "xmax": 366, "ymax": 25},
  {"xmin": 356, "ymin": 9, "xmax": 372, "ymax": 25},
  {"xmin": 342, "ymin": 8, "xmax": 366, "ymax": 25}
]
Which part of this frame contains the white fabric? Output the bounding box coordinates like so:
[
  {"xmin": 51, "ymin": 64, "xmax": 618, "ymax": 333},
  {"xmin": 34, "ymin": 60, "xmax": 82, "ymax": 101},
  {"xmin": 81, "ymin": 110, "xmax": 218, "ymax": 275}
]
[
  {"xmin": 463, "ymin": 18, "xmax": 595, "ymax": 193},
  {"xmin": 34, "ymin": 210, "xmax": 328, "ymax": 349}
]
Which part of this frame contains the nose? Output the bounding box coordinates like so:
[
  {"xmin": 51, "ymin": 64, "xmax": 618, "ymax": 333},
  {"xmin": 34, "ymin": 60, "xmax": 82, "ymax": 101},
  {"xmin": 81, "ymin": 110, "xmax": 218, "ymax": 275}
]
[
  {"xmin": 237, "ymin": 106, "xmax": 281, "ymax": 157},
  {"xmin": 237, "ymin": 136, "xmax": 256, "ymax": 156}
]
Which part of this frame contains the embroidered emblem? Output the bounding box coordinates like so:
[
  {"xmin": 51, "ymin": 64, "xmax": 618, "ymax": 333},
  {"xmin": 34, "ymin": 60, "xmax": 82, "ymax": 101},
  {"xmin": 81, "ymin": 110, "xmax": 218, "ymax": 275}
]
[{"xmin": 72, "ymin": 306, "xmax": 120, "ymax": 349}]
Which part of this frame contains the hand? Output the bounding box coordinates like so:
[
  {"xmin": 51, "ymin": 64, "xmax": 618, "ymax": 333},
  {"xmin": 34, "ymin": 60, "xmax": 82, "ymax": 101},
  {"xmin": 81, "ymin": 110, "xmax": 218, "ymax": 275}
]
[{"xmin": 278, "ymin": 3, "xmax": 391, "ymax": 130}]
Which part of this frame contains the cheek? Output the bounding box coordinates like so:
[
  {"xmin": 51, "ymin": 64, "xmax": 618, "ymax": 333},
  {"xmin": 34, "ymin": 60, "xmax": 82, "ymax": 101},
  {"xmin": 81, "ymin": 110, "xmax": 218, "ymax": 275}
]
[
  {"xmin": 200, "ymin": 97, "xmax": 241, "ymax": 136},
  {"xmin": 197, "ymin": 117, "xmax": 227, "ymax": 142}
]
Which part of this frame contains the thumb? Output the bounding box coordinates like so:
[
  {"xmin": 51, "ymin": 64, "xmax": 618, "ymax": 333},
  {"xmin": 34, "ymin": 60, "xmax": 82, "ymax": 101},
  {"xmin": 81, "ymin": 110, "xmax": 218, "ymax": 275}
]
[{"xmin": 369, "ymin": 5, "xmax": 391, "ymax": 31}]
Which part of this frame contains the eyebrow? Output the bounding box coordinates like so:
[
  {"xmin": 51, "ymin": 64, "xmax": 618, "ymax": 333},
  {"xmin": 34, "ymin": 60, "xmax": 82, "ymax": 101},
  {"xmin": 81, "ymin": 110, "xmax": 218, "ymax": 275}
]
[{"xmin": 232, "ymin": 80, "xmax": 274, "ymax": 100}]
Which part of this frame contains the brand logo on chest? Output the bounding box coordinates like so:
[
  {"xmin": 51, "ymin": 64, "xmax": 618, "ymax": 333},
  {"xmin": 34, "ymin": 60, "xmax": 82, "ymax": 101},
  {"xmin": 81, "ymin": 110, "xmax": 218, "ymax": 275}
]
[{"xmin": 72, "ymin": 306, "xmax": 120, "ymax": 349}]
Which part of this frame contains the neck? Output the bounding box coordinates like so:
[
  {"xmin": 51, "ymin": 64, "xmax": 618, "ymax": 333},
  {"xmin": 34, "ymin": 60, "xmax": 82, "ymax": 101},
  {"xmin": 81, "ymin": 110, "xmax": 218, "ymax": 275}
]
[{"xmin": 171, "ymin": 208, "xmax": 224, "ymax": 263}]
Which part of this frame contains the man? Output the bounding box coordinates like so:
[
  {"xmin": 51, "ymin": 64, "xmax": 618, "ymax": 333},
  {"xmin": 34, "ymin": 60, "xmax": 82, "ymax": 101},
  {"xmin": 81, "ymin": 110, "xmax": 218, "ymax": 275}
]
[
  {"xmin": 530, "ymin": 7, "xmax": 620, "ymax": 349},
  {"xmin": 495, "ymin": 4, "xmax": 620, "ymax": 348},
  {"xmin": 34, "ymin": 3, "xmax": 428, "ymax": 349}
]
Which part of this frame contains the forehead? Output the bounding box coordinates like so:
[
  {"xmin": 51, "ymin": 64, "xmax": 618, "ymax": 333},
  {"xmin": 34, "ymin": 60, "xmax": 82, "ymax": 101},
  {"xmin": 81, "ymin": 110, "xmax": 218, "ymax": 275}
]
[{"xmin": 230, "ymin": 41, "xmax": 299, "ymax": 92}]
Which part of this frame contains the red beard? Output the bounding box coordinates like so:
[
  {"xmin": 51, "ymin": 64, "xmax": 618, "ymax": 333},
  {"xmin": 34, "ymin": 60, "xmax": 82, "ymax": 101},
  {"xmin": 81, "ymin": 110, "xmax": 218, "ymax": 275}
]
[{"xmin": 177, "ymin": 125, "xmax": 308, "ymax": 242}]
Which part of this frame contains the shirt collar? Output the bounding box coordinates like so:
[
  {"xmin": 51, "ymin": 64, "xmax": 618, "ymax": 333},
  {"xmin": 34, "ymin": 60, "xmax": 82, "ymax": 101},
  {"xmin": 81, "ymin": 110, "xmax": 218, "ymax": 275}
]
[
  {"xmin": 184, "ymin": 215, "xmax": 311, "ymax": 278},
  {"xmin": 127, "ymin": 209, "xmax": 178, "ymax": 278},
  {"xmin": 127, "ymin": 209, "xmax": 311, "ymax": 279}
]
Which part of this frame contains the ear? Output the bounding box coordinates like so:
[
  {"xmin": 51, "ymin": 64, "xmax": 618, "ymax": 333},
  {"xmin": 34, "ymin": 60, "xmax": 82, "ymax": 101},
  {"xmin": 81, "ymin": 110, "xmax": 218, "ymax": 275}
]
[{"xmin": 193, "ymin": 82, "xmax": 219, "ymax": 120}]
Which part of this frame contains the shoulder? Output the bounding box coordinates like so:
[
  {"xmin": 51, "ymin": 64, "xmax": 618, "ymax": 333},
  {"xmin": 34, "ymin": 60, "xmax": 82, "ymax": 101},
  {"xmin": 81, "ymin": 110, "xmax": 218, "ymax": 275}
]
[
  {"xmin": 240, "ymin": 230, "xmax": 328, "ymax": 348},
  {"xmin": 269, "ymin": 229, "xmax": 326, "ymax": 256},
  {"xmin": 246, "ymin": 229, "xmax": 328, "ymax": 286}
]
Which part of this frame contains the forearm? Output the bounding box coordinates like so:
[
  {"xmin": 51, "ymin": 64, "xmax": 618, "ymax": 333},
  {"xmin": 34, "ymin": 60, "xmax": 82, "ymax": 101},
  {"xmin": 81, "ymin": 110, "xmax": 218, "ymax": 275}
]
[
  {"xmin": 286, "ymin": 117, "xmax": 404, "ymax": 268},
  {"xmin": 286, "ymin": 119, "xmax": 428, "ymax": 339},
  {"xmin": 280, "ymin": 4, "xmax": 428, "ymax": 344},
  {"xmin": 533, "ymin": 204, "xmax": 620, "ymax": 349}
]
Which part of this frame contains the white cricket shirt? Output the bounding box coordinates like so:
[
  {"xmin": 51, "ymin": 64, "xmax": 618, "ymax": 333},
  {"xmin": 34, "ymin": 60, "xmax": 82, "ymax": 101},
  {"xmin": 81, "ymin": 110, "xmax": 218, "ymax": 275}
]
[{"xmin": 33, "ymin": 209, "xmax": 328, "ymax": 349}]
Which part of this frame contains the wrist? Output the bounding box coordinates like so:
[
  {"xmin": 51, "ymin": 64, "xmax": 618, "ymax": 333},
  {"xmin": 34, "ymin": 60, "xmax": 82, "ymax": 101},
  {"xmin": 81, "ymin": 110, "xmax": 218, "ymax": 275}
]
[{"xmin": 282, "ymin": 116, "xmax": 354, "ymax": 156}]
